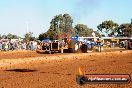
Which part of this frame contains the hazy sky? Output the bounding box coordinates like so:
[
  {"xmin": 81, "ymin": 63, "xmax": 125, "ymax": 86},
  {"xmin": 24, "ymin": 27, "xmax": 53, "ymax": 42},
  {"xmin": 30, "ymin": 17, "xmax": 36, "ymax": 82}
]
[{"xmin": 0, "ymin": 0, "xmax": 132, "ymax": 37}]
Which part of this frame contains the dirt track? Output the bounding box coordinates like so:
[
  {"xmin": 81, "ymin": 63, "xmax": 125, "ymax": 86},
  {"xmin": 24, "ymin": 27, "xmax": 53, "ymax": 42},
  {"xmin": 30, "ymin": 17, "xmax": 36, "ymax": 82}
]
[{"xmin": 0, "ymin": 50, "xmax": 132, "ymax": 88}]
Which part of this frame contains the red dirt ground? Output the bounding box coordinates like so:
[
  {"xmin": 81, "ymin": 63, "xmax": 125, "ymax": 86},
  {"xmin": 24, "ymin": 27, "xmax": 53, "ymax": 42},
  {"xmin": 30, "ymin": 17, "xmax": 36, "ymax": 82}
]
[{"xmin": 0, "ymin": 49, "xmax": 132, "ymax": 88}]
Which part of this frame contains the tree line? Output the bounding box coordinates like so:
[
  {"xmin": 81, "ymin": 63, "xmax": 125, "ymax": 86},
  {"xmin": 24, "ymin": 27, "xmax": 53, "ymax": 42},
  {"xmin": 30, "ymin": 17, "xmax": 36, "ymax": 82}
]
[
  {"xmin": 1, "ymin": 13, "xmax": 131, "ymax": 41},
  {"xmin": 0, "ymin": 32, "xmax": 36, "ymax": 43},
  {"xmin": 39, "ymin": 14, "xmax": 100, "ymax": 40},
  {"xmin": 0, "ymin": 33, "xmax": 20, "ymax": 39},
  {"xmin": 39, "ymin": 14, "xmax": 132, "ymax": 40},
  {"xmin": 97, "ymin": 20, "xmax": 132, "ymax": 37}
]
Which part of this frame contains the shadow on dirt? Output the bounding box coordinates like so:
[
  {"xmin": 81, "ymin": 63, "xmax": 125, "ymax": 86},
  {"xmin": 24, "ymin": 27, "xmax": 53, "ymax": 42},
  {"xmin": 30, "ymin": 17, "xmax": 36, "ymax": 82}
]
[
  {"xmin": 111, "ymin": 60, "xmax": 116, "ymax": 62},
  {"xmin": 5, "ymin": 69, "xmax": 37, "ymax": 72},
  {"xmin": 89, "ymin": 60, "xmax": 96, "ymax": 61},
  {"xmin": 128, "ymin": 62, "xmax": 132, "ymax": 64},
  {"xmin": 41, "ymin": 72, "xmax": 72, "ymax": 75}
]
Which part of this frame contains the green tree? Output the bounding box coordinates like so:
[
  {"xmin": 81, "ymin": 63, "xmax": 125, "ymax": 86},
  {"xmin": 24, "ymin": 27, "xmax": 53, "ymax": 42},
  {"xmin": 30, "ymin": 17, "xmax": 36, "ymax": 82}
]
[
  {"xmin": 7, "ymin": 33, "xmax": 13, "ymax": 39},
  {"xmin": 2, "ymin": 35, "xmax": 7, "ymax": 39},
  {"xmin": 6, "ymin": 33, "xmax": 20, "ymax": 39},
  {"xmin": 97, "ymin": 20, "xmax": 118, "ymax": 36},
  {"xmin": 38, "ymin": 33, "xmax": 48, "ymax": 41},
  {"xmin": 62, "ymin": 14, "xmax": 73, "ymax": 33},
  {"xmin": 38, "ymin": 13, "xmax": 100, "ymax": 40},
  {"xmin": 12, "ymin": 35, "xmax": 19, "ymax": 39},
  {"xmin": 46, "ymin": 14, "xmax": 74, "ymax": 39},
  {"xmin": 117, "ymin": 23, "xmax": 132, "ymax": 37},
  {"xmin": 74, "ymin": 24, "xmax": 100, "ymax": 37},
  {"xmin": 24, "ymin": 32, "xmax": 35, "ymax": 43}
]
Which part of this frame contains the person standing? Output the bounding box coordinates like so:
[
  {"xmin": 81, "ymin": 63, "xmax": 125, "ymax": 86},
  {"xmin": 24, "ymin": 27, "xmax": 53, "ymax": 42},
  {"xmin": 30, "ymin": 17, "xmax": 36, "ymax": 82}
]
[
  {"xmin": 30, "ymin": 41, "xmax": 33, "ymax": 51},
  {"xmin": 96, "ymin": 38, "xmax": 102, "ymax": 52},
  {"xmin": 60, "ymin": 40, "xmax": 65, "ymax": 53},
  {"xmin": 4, "ymin": 42, "xmax": 9, "ymax": 51},
  {"xmin": 2, "ymin": 42, "xmax": 5, "ymax": 51},
  {"xmin": 124, "ymin": 40, "xmax": 128, "ymax": 49},
  {"xmin": 0, "ymin": 42, "xmax": 2, "ymax": 51}
]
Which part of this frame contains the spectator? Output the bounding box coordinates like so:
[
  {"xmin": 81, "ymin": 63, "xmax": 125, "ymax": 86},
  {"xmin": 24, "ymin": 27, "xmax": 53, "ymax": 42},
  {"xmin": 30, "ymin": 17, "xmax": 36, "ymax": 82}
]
[
  {"xmin": 4, "ymin": 42, "xmax": 9, "ymax": 51},
  {"xmin": 0, "ymin": 42, "xmax": 2, "ymax": 51},
  {"xmin": 30, "ymin": 41, "xmax": 33, "ymax": 50}
]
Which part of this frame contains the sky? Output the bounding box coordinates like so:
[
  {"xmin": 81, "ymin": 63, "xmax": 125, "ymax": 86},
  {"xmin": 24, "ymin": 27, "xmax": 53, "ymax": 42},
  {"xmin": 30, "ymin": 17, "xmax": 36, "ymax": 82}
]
[{"xmin": 0, "ymin": 0, "xmax": 132, "ymax": 37}]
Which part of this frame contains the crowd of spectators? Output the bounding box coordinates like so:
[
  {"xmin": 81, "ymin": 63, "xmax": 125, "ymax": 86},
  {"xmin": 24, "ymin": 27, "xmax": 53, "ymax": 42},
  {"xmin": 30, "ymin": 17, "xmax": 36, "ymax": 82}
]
[{"xmin": 0, "ymin": 39, "xmax": 37, "ymax": 51}]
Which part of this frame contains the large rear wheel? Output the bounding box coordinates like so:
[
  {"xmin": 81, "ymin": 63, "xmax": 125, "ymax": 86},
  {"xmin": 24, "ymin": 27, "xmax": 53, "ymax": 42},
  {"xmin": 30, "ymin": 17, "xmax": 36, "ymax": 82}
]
[
  {"xmin": 128, "ymin": 42, "xmax": 132, "ymax": 50},
  {"xmin": 80, "ymin": 44, "xmax": 87, "ymax": 53}
]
